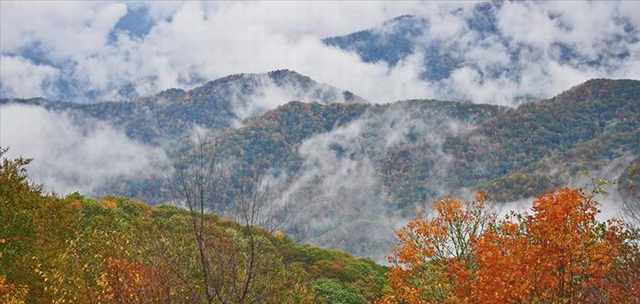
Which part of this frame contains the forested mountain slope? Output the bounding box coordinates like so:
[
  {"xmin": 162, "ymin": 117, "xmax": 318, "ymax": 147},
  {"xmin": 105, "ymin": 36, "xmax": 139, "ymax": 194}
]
[
  {"xmin": 195, "ymin": 79, "xmax": 639, "ymax": 257},
  {"xmin": 2, "ymin": 76, "xmax": 638, "ymax": 259},
  {"xmin": 0, "ymin": 70, "xmax": 364, "ymax": 144}
]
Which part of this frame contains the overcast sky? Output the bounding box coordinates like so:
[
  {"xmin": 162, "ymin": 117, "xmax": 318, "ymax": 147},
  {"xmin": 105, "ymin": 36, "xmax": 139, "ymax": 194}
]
[{"xmin": 1, "ymin": 1, "xmax": 639, "ymax": 104}]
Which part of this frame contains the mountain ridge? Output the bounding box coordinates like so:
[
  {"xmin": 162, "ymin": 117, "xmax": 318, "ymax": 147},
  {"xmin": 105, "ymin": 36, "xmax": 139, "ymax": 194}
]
[
  {"xmin": 183, "ymin": 78, "xmax": 639, "ymax": 257},
  {"xmin": 2, "ymin": 77, "xmax": 638, "ymax": 260},
  {"xmin": 1, "ymin": 69, "xmax": 366, "ymax": 144}
]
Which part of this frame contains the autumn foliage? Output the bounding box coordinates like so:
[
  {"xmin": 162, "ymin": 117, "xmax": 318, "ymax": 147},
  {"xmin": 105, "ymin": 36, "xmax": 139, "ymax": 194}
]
[
  {"xmin": 0, "ymin": 275, "xmax": 28, "ymax": 304},
  {"xmin": 380, "ymin": 188, "xmax": 640, "ymax": 304},
  {"xmin": 96, "ymin": 257, "xmax": 169, "ymax": 304},
  {"xmin": 0, "ymin": 150, "xmax": 386, "ymax": 303}
]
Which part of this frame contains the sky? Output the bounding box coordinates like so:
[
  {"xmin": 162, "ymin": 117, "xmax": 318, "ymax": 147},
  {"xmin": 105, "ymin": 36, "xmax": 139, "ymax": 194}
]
[{"xmin": 1, "ymin": 1, "xmax": 639, "ymax": 105}]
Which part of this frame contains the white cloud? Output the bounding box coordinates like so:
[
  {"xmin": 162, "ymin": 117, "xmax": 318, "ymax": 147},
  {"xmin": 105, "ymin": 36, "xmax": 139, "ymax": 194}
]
[
  {"xmin": 88, "ymin": 1, "xmax": 432, "ymax": 102},
  {"xmin": 0, "ymin": 56, "xmax": 60, "ymax": 98},
  {"xmin": 0, "ymin": 1, "xmax": 127, "ymax": 59},
  {"xmin": 497, "ymin": 2, "xmax": 561, "ymax": 50},
  {"xmin": 0, "ymin": 1, "xmax": 433, "ymax": 102},
  {"xmin": 0, "ymin": 1, "xmax": 638, "ymax": 105},
  {"xmin": 0, "ymin": 104, "xmax": 169, "ymax": 195},
  {"xmin": 402, "ymin": 0, "xmax": 640, "ymax": 105}
]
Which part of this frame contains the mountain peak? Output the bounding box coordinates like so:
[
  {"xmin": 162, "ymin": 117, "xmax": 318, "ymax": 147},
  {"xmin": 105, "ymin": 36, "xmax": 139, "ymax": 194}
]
[
  {"xmin": 266, "ymin": 69, "xmax": 307, "ymax": 80},
  {"xmin": 383, "ymin": 14, "xmax": 425, "ymax": 26},
  {"xmin": 193, "ymin": 69, "xmax": 314, "ymax": 92}
]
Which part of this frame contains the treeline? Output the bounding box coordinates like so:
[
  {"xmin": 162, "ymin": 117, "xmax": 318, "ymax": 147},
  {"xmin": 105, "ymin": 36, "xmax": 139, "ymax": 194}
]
[{"xmin": 0, "ymin": 150, "xmax": 385, "ymax": 304}]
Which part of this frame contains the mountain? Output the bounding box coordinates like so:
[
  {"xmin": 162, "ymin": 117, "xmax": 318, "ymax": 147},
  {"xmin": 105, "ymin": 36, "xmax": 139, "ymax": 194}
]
[
  {"xmin": 1, "ymin": 69, "xmax": 365, "ymax": 145},
  {"xmin": 208, "ymin": 79, "xmax": 639, "ymax": 204},
  {"xmin": 322, "ymin": 4, "xmax": 499, "ymax": 81},
  {"xmin": 323, "ymin": 3, "xmax": 637, "ymax": 101},
  {"xmin": 323, "ymin": 15, "xmax": 428, "ymax": 67},
  {"xmin": 2, "ymin": 76, "xmax": 638, "ymax": 260},
  {"xmin": 191, "ymin": 78, "xmax": 639, "ymax": 258},
  {"xmin": 452, "ymin": 79, "xmax": 640, "ymax": 200}
]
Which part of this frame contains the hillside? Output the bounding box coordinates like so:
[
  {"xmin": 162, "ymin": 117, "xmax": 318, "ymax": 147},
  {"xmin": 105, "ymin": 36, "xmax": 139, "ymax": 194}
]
[
  {"xmin": 0, "ymin": 153, "xmax": 386, "ymax": 303},
  {"xmin": 323, "ymin": 4, "xmax": 637, "ymax": 103},
  {"xmin": 466, "ymin": 79, "xmax": 640, "ymax": 199}
]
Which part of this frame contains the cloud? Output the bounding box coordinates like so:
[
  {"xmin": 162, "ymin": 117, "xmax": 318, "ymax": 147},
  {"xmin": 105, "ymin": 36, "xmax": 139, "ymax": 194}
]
[
  {"xmin": 387, "ymin": 1, "xmax": 640, "ymax": 105},
  {"xmin": 0, "ymin": 1, "xmax": 127, "ymax": 59},
  {"xmin": 1, "ymin": 1, "xmax": 432, "ymax": 102},
  {"xmin": 0, "ymin": 56, "xmax": 60, "ymax": 98},
  {"xmin": 89, "ymin": 1, "xmax": 431, "ymax": 102},
  {"xmin": 2, "ymin": 1, "xmax": 637, "ymax": 106},
  {"xmin": 269, "ymin": 103, "xmax": 474, "ymax": 260},
  {"xmin": 274, "ymin": 114, "xmax": 395, "ymax": 261},
  {"xmin": 210, "ymin": 71, "xmax": 364, "ymax": 121},
  {"xmin": 0, "ymin": 104, "xmax": 169, "ymax": 195}
]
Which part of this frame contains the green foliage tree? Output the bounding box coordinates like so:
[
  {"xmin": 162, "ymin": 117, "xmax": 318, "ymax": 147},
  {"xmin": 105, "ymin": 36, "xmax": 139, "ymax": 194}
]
[{"xmin": 312, "ymin": 279, "xmax": 366, "ymax": 304}]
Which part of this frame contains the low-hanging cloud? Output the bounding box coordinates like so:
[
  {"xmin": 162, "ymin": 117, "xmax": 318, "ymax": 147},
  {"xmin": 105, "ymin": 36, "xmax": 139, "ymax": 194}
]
[
  {"xmin": 269, "ymin": 103, "xmax": 477, "ymax": 261},
  {"xmin": 218, "ymin": 71, "xmax": 364, "ymax": 121},
  {"xmin": 0, "ymin": 104, "xmax": 170, "ymax": 195},
  {"xmin": 403, "ymin": 1, "xmax": 640, "ymax": 105}
]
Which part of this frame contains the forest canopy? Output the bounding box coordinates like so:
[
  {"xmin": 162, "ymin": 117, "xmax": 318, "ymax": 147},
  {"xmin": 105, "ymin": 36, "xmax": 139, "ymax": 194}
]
[{"xmin": 1, "ymin": 149, "xmax": 639, "ymax": 303}]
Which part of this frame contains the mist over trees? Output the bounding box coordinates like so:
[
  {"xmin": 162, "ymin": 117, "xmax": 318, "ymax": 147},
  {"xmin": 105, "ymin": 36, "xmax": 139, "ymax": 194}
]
[{"xmin": 3, "ymin": 140, "xmax": 640, "ymax": 303}]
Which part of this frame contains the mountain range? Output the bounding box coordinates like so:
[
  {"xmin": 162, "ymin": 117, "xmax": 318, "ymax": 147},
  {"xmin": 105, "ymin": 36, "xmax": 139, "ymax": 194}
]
[
  {"xmin": 2, "ymin": 8, "xmax": 640, "ymax": 260},
  {"xmin": 3, "ymin": 70, "xmax": 638, "ymax": 259},
  {"xmin": 3, "ymin": 4, "xmax": 640, "ymax": 303}
]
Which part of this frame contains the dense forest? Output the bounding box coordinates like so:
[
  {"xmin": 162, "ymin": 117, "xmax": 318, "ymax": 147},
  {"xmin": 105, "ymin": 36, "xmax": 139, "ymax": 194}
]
[
  {"xmin": 2, "ymin": 148, "xmax": 639, "ymax": 303},
  {"xmin": 2, "ymin": 76, "xmax": 639, "ymax": 303},
  {"xmin": 0, "ymin": 149, "xmax": 386, "ymax": 303}
]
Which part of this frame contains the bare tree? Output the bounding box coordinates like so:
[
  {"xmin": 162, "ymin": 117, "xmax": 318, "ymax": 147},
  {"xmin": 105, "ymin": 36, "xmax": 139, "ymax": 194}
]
[
  {"xmin": 622, "ymin": 199, "xmax": 640, "ymax": 226},
  {"xmin": 170, "ymin": 134, "xmax": 289, "ymax": 304}
]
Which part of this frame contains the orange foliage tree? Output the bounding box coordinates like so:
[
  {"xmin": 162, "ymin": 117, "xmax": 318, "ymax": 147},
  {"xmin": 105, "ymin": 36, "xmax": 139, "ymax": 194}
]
[
  {"xmin": 380, "ymin": 188, "xmax": 640, "ymax": 304},
  {"xmin": 381, "ymin": 192, "xmax": 493, "ymax": 304}
]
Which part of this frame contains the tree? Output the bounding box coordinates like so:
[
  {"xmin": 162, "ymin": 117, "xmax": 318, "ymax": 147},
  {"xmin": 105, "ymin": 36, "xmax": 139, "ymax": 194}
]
[
  {"xmin": 96, "ymin": 257, "xmax": 170, "ymax": 304},
  {"xmin": 0, "ymin": 275, "xmax": 28, "ymax": 304},
  {"xmin": 380, "ymin": 192, "xmax": 492, "ymax": 304},
  {"xmin": 381, "ymin": 188, "xmax": 640, "ymax": 304},
  {"xmin": 0, "ymin": 148, "xmax": 85, "ymax": 303},
  {"xmin": 170, "ymin": 135, "xmax": 288, "ymax": 304},
  {"xmin": 312, "ymin": 279, "xmax": 366, "ymax": 304},
  {"xmin": 454, "ymin": 189, "xmax": 625, "ymax": 303},
  {"xmin": 0, "ymin": 147, "xmax": 382, "ymax": 303}
]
